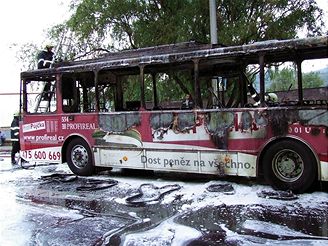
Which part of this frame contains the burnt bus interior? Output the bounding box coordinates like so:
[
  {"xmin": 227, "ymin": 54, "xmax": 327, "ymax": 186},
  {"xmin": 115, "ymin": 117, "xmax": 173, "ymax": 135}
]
[{"xmin": 21, "ymin": 37, "xmax": 327, "ymax": 114}]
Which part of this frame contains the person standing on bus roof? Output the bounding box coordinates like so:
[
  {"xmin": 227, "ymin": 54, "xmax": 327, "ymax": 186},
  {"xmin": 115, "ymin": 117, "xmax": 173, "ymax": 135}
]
[
  {"xmin": 37, "ymin": 44, "xmax": 54, "ymax": 69},
  {"xmin": 181, "ymin": 94, "xmax": 194, "ymax": 109},
  {"xmin": 10, "ymin": 113, "xmax": 20, "ymax": 165}
]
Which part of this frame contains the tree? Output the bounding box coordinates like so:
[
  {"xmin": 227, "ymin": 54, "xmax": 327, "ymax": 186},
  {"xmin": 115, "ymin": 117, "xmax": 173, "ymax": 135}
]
[
  {"xmin": 17, "ymin": 0, "xmax": 326, "ymax": 98},
  {"xmin": 302, "ymin": 71, "xmax": 326, "ymax": 88},
  {"xmin": 268, "ymin": 67, "xmax": 297, "ymax": 91},
  {"xmin": 60, "ymin": 0, "xmax": 325, "ymax": 101},
  {"xmin": 66, "ymin": 0, "xmax": 325, "ymax": 50},
  {"xmin": 268, "ymin": 67, "xmax": 324, "ymax": 91},
  {"xmin": 19, "ymin": 0, "xmax": 326, "ymax": 64},
  {"xmin": 216, "ymin": 0, "xmax": 325, "ymax": 45},
  {"xmin": 16, "ymin": 43, "xmax": 39, "ymax": 71}
]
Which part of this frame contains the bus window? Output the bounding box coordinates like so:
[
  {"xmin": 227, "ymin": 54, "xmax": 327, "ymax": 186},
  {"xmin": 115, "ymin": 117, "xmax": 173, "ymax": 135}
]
[
  {"xmin": 62, "ymin": 75, "xmax": 79, "ymax": 113},
  {"xmin": 301, "ymin": 58, "xmax": 328, "ymax": 105},
  {"xmin": 264, "ymin": 62, "xmax": 296, "ymax": 105},
  {"xmin": 97, "ymin": 70, "xmax": 115, "ymax": 112},
  {"xmin": 121, "ymin": 74, "xmax": 142, "ymax": 110},
  {"xmin": 154, "ymin": 72, "xmax": 187, "ymax": 110},
  {"xmin": 25, "ymin": 79, "xmax": 56, "ymax": 113},
  {"xmin": 61, "ymin": 72, "xmax": 96, "ymax": 113}
]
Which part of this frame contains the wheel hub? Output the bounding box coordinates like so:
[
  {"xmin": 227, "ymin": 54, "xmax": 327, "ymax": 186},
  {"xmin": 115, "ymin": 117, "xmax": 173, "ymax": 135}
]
[
  {"xmin": 71, "ymin": 145, "xmax": 88, "ymax": 168},
  {"xmin": 273, "ymin": 150, "xmax": 303, "ymax": 182}
]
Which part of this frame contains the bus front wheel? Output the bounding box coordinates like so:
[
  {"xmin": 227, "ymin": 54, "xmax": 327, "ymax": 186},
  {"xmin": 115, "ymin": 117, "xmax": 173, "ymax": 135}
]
[
  {"xmin": 262, "ymin": 139, "xmax": 317, "ymax": 193},
  {"xmin": 66, "ymin": 138, "xmax": 94, "ymax": 176}
]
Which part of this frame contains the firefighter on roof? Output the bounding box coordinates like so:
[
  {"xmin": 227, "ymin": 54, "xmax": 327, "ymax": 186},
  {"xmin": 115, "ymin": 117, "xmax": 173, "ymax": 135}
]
[{"xmin": 37, "ymin": 44, "xmax": 54, "ymax": 69}]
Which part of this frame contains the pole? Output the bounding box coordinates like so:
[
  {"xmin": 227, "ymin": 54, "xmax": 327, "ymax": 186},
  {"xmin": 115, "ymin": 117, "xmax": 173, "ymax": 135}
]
[
  {"xmin": 209, "ymin": 0, "xmax": 218, "ymax": 44},
  {"xmin": 209, "ymin": 0, "xmax": 219, "ymax": 106}
]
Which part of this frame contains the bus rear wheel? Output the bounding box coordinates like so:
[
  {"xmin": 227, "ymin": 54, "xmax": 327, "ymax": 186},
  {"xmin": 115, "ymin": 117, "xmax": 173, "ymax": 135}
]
[
  {"xmin": 262, "ymin": 139, "xmax": 317, "ymax": 193},
  {"xmin": 66, "ymin": 138, "xmax": 94, "ymax": 176}
]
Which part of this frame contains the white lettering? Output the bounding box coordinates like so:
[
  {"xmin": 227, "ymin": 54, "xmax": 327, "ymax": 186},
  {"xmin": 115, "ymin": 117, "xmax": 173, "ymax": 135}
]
[
  {"xmin": 62, "ymin": 123, "xmax": 96, "ymax": 130},
  {"xmin": 23, "ymin": 134, "xmax": 64, "ymax": 143},
  {"xmin": 22, "ymin": 121, "xmax": 46, "ymax": 133}
]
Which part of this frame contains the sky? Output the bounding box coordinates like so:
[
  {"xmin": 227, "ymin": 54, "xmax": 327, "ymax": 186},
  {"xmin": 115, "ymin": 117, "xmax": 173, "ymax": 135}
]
[
  {"xmin": 0, "ymin": 0, "xmax": 327, "ymax": 127},
  {"xmin": 0, "ymin": 0, "xmax": 70, "ymax": 127}
]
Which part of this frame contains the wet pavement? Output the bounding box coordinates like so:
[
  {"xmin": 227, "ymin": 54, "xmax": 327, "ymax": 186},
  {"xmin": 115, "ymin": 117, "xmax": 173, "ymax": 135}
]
[{"xmin": 0, "ymin": 155, "xmax": 327, "ymax": 245}]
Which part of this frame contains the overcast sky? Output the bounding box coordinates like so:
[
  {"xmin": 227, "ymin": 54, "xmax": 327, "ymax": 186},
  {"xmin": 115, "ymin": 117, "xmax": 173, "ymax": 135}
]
[
  {"xmin": 0, "ymin": 0, "xmax": 69, "ymax": 126},
  {"xmin": 0, "ymin": 0, "xmax": 327, "ymax": 127}
]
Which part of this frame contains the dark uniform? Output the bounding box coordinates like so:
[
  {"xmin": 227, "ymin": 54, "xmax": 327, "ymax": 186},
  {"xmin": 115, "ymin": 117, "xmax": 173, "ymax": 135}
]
[
  {"xmin": 0, "ymin": 131, "xmax": 5, "ymax": 146},
  {"xmin": 181, "ymin": 94, "xmax": 194, "ymax": 109},
  {"xmin": 37, "ymin": 45, "xmax": 54, "ymax": 69},
  {"xmin": 10, "ymin": 115, "xmax": 20, "ymax": 164}
]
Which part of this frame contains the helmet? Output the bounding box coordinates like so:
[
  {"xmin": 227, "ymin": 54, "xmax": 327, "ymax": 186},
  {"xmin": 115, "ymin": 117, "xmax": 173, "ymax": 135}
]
[
  {"xmin": 45, "ymin": 44, "xmax": 55, "ymax": 49},
  {"xmin": 13, "ymin": 112, "xmax": 20, "ymax": 117},
  {"xmin": 265, "ymin": 93, "xmax": 278, "ymax": 103}
]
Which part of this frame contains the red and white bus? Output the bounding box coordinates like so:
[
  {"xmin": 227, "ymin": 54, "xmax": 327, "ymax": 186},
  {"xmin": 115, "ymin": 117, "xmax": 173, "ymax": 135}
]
[{"xmin": 19, "ymin": 36, "xmax": 327, "ymax": 192}]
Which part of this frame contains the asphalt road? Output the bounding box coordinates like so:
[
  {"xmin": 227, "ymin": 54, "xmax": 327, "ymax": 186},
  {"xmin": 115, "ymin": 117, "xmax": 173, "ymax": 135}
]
[{"xmin": 0, "ymin": 156, "xmax": 327, "ymax": 246}]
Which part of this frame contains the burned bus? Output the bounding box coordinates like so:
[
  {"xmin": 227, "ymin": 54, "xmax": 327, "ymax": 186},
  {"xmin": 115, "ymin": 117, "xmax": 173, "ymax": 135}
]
[{"xmin": 20, "ymin": 36, "xmax": 328, "ymax": 192}]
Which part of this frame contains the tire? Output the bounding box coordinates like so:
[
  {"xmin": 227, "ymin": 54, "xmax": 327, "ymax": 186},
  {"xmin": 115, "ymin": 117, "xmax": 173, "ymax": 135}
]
[
  {"xmin": 262, "ymin": 139, "xmax": 317, "ymax": 193},
  {"xmin": 66, "ymin": 138, "xmax": 94, "ymax": 176}
]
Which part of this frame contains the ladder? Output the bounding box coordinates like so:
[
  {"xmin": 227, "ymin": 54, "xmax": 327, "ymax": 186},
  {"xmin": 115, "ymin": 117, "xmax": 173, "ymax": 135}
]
[
  {"xmin": 51, "ymin": 29, "xmax": 73, "ymax": 66},
  {"xmin": 34, "ymin": 81, "xmax": 56, "ymax": 113},
  {"xmin": 33, "ymin": 30, "xmax": 73, "ymax": 112}
]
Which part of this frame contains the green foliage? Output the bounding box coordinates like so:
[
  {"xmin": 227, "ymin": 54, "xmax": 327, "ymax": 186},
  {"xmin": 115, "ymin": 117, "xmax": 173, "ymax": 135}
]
[
  {"xmin": 302, "ymin": 71, "xmax": 326, "ymax": 88},
  {"xmin": 155, "ymin": 73, "xmax": 187, "ymax": 102},
  {"xmin": 18, "ymin": 0, "xmax": 325, "ymax": 66},
  {"xmin": 269, "ymin": 67, "xmax": 297, "ymax": 91},
  {"xmin": 16, "ymin": 43, "xmax": 39, "ymax": 70},
  {"xmin": 16, "ymin": 0, "xmax": 326, "ymax": 102},
  {"xmin": 65, "ymin": 0, "xmax": 210, "ymax": 49},
  {"xmin": 268, "ymin": 67, "xmax": 324, "ymax": 91},
  {"xmin": 122, "ymin": 73, "xmax": 188, "ymax": 104},
  {"xmin": 62, "ymin": 0, "xmax": 325, "ymax": 100},
  {"xmin": 217, "ymin": 0, "xmax": 325, "ymax": 45},
  {"xmin": 66, "ymin": 0, "xmax": 325, "ymax": 49}
]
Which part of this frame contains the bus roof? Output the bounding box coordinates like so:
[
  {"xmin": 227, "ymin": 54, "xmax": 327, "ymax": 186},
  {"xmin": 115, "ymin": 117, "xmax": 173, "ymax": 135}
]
[{"xmin": 21, "ymin": 36, "xmax": 327, "ymax": 79}]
